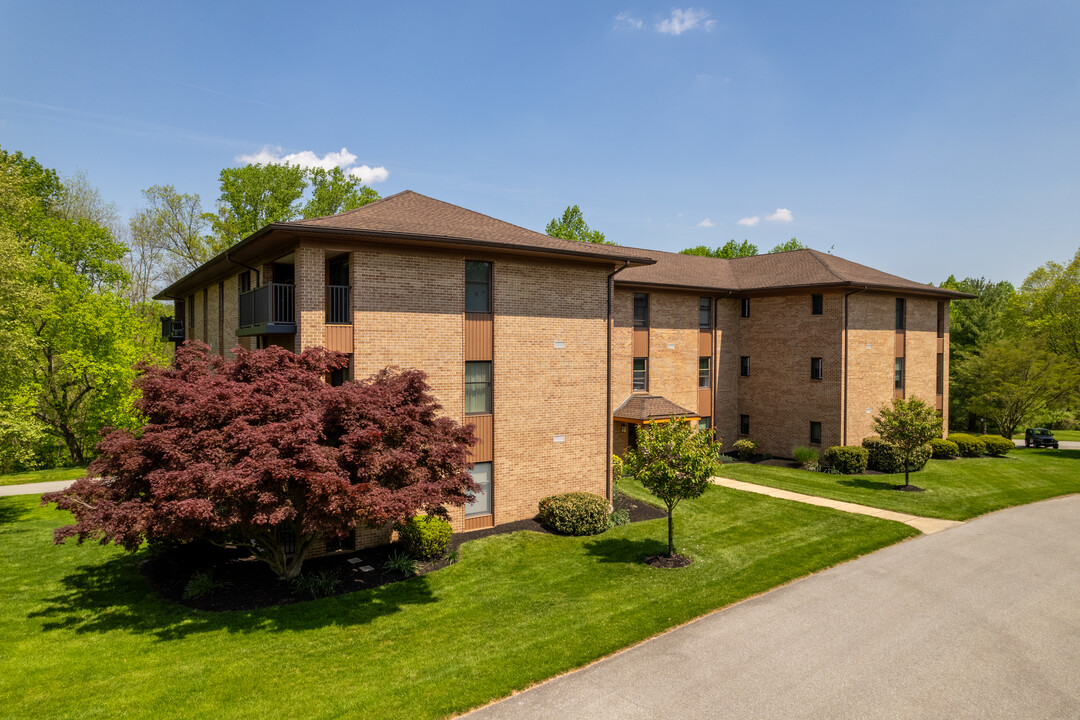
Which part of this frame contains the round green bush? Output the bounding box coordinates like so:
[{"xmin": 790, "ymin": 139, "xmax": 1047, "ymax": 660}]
[
  {"xmin": 397, "ymin": 514, "xmax": 453, "ymax": 560},
  {"xmin": 980, "ymin": 435, "xmax": 1014, "ymax": 457},
  {"xmin": 823, "ymin": 445, "xmax": 869, "ymax": 474},
  {"xmin": 929, "ymin": 438, "xmax": 959, "ymax": 459},
  {"xmin": 861, "ymin": 436, "xmax": 932, "ymax": 474},
  {"xmin": 538, "ymin": 492, "xmax": 610, "ymax": 536},
  {"xmin": 733, "ymin": 438, "xmax": 758, "ymax": 460},
  {"xmin": 947, "ymin": 433, "xmax": 985, "ymax": 457}
]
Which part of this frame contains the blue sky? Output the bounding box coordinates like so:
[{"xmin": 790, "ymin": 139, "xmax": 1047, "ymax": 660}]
[{"xmin": 2, "ymin": 1, "xmax": 1077, "ymax": 286}]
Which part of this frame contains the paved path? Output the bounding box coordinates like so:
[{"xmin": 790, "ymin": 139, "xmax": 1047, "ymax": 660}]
[
  {"xmin": 465, "ymin": 494, "xmax": 1080, "ymax": 719},
  {"xmin": 712, "ymin": 476, "xmax": 963, "ymax": 534},
  {"xmin": 1013, "ymin": 439, "xmax": 1080, "ymax": 450},
  {"xmin": 0, "ymin": 480, "xmax": 77, "ymax": 497}
]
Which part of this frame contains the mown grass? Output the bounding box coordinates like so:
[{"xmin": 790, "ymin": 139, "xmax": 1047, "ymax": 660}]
[
  {"xmin": 720, "ymin": 447, "xmax": 1080, "ymax": 521},
  {"xmin": 0, "ymin": 466, "xmax": 86, "ymax": 487},
  {"xmin": 0, "ymin": 479, "xmax": 915, "ymax": 719}
]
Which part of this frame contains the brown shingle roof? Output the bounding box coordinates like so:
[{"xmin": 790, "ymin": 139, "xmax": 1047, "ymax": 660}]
[
  {"xmin": 613, "ymin": 395, "xmax": 699, "ymax": 422},
  {"xmin": 286, "ymin": 190, "xmax": 654, "ymax": 264},
  {"xmin": 616, "ymin": 247, "xmax": 971, "ymax": 298}
]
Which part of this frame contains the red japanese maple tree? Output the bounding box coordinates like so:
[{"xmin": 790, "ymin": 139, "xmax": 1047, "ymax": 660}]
[{"xmin": 43, "ymin": 342, "xmax": 477, "ymax": 579}]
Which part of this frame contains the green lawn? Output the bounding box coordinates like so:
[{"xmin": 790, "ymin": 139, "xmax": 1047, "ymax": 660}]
[
  {"xmin": 0, "ymin": 466, "xmax": 86, "ymax": 487},
  {"xmin": 0, "ymin": 479, "xmax": 916, "ymax": 719},
  {"xmin": 720, "ymin": 447, "xmax": 1080, "ymax": 521},
  {"xmin": 1011, "ymin": 429, "xmax": 1080, "ymax": 442}
]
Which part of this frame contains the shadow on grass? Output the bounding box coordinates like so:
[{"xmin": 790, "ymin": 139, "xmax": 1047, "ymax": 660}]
[
  {"xmin": 582, "ymin": 536, "xmax": 667, "ymax": 565},
  {"xmin": 28, "ymin": 553, "xmax": 437, "ymax": 641},
  {"xmin": 837, "ymin": 478, "xmax": 901, "ymax": 491},
  {"xmin": 0, "ymin": 498, "xmax": 30, "ymax": 526}
]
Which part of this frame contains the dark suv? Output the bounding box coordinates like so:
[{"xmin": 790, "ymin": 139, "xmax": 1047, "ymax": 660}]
[{"xmin": 1024, "ymin": 428, "xmax": 1059, "ymax": 448}]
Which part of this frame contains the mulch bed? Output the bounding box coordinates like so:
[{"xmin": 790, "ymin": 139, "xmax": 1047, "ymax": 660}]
[
  {"xmin": 645, "ymin": 553, "xmax": 692, "ymax": 569},
  {"xmin": 744, "ymin": 457, "xmax": 887, "ymax": 475},
  {"xmin": 142, "ymin": 491, "xmax": 668, "ymax": 612}
]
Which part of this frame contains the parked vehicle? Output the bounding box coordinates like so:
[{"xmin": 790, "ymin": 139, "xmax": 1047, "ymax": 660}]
[{"xmin": 1024, "ymin": 428, "xmax": 1059, "ymax": 448}]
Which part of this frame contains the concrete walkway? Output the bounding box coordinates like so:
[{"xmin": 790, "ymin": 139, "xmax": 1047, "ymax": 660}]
[
  {"xmin": 465, "ymin": 494, "xmax": 1080, "ymax": 719},
  {"xmin": 0, "ymin": 480, "xmax": 77, "ymax": 497},
  {"xmin": 712, "ymin": 476, "xmax": 963, "ymax": 535}
]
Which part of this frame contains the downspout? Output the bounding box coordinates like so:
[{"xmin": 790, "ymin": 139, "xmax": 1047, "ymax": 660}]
[
  {"xmin": 227, "ymin": 253, "xmax": 261, "ymax": 286},
  {"xmin": 842, "ymin": 287, "xmax": 869, "ymax": 446},
  {"xmin": 606, "ymin": 261, "xmax": 631, "ymax": 502}
]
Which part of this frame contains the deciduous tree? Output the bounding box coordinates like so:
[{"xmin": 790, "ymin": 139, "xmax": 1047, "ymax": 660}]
[
  {"xmin": 621, "ymin": 419, "xmax": 719, "ymax": 558},
  {"xmin": 872, "ymin": 397, "xmax": 942, "ymax": 491},
  {"xmin": 680, "ymin": 239, "xmax": 759, "ymax": 258},
  {"xmin": 769, "ymin": 237, "xmax": 806, "ymax": 253},
  {"xmin": 546, "ymin": 204, "xmax": 614, "ymax": 245},
  {"xmin": 44, "ymin": 343, "xmax": 478, "ymax": 579}
]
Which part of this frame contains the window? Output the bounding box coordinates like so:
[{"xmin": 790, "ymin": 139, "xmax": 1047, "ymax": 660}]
[
  {"xmin": 239, "ymin": 271, "xmax": 251, "ymax": 293},
  {"xmin": 810, "ymin": 421, "xmax": 822, "ymax": 445},
  {"xmin": 740, "ymin": 356, "xmax": 750, "ymax": 377},
  {"xmin": 895, "ymin": 357, "xmax": 905, "ymax": 390},
  {"xmin": 699, "ymin": 297, "xmax": 712, "ymax": 329},
  {"xmin": 325, "ymin": 530, "xmax": 355, "ymax": 553},
  {"xmin": 895, "ymin": 298, "xmax": 906, "ymax": 331},
  {"xmin": 330, "ymin": 355, "xmax": 352, "ymax": 387},
  {"xmin": 633, "ymin": 357, "xmax": 648, "ymax": 391},
  {"xmin": 812, "ymin": 294, "xmax": 823, "ymax": 315},
  {"xmin": 739, "ymin": 414, "xmax": 750, "ymax": 435},
  {"xmin": 811, "ymin": 357, "xmax": 823, "ymax": 380},
  {"xmin": 466, "ymin": 462, "xmax": 492, "ymax": 517},
  {"xmin": 633, "ymin": 293, "xmax": 649, "ymax": 327},
  {"xmin": 698, "ymin": 357, "xmax": 710, "ymax": 388},
  {"xmin": 936, "ymin": 353, "xmax": 944, "ymax": 395},
  {"xmin": 465, "ymin": 261, "xmax": 491, "ymax": 313},
  {"xmin": 741, "ymin": 297, "xmax": 750, "ymax": 318},
  {"xmin": 698, "ymin": 417, "xmax": 711, "ymax": 430},
  {"xmin": 937, "ymin": 302, "xmax": 946, "ymax": 338},
  {"xmin": 465, "ymin": 361, "xmax": 492, "ymax": 414}
]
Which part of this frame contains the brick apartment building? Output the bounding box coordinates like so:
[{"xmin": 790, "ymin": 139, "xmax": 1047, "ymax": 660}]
[{"xmin": 157, "ymin": 191, "xmax": 970, "ymax": 547}]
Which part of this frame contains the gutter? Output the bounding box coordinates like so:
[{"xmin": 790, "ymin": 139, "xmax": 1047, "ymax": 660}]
[
  {"xmin": 842, "ymin": 286, "xmax": 869, "ymax": 445},
  {"xmin": 606, "ymin": 260, "xmax": 631, "ymax": 503},
  {"xmin": 226, "ymin": 253, "xmax": 261, "ymax": 286}
]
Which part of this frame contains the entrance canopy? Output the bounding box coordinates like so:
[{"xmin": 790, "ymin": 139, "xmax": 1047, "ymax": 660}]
[{"xmin": 613, "ymin": 394, "xmax": 700, "ymax": 425}]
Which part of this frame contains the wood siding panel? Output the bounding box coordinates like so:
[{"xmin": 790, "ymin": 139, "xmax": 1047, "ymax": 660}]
[
  {"xmin": 697, "ymin": 387, "xmax": 712, "ymax": 417},
  {"xmin": 632, "ymin": 327, "xmax": 649, "ymax": 357},
  {"xmin": 463, "ymin": 514, "xmax": 494, "ymax": 531},
  {"xmin": 895, "ymin": 331, "xmax": 905, "ymax": 357},
  {"xmin": 467, "ymin": 413, "xmax": 493, "ymax": 462},
  {"xmin": 325, "ymin": 325, "xmax": 353, "ymax": 353},
  {"xmin": 936, "ymin": 337, "xmax": 945, "ymax": 354},
  {"xmin": 698, "ymin": 329, "xmax": 711, "ymax": 357},
  {"xmin": 465, "ymin": 312, "xmax": 493, "ymax": 361}
]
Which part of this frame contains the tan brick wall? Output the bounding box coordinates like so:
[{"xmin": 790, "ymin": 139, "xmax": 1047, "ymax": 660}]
[
  {"xmin": 221, "ymin": 274, "xmax": 240, "ymax": 359},
  {"xmin": 714, "ymin": 298, "xmax": 741, "ymax": 448},
  {"xmin": 295, "ymin": 245, "xmax": 325, "ymax": 352},
  {"xmin": 734, "ymin": 293, "xmax": 844, "ymax": 457},
  {"xmin": 649, "ymin": 291, "xmax": 706, "ymax": 413}
]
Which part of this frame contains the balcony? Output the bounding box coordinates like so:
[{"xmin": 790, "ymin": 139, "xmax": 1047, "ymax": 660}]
[
  {"xmin": 237, "ymin": 283, "xmax": 296, "ymax": 336},
  {"xmin": 160, "ymin": 316, "xmax": 185, "ymax": 342},
  {"xmin": 325, "ymin": 285, "xmax": 350, "ymax": 324}
]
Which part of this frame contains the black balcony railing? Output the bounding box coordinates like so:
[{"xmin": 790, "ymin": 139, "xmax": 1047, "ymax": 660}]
[
  {"xmin": 238, "ymin": 283, "xmax": 295, "ymax": 334},
  {"xmin": 326, "ymin": 285, "xmax": 350, "ymax": 324},
  {"xmin": 160, "ymin": 316, "xmax": 185, "ymax": 342}
]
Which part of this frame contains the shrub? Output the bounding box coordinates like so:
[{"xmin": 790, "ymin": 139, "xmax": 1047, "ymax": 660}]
[
  {"xmin": 948, "ymin": 433, "xmax": 985, "ymax": 457},
  {"xmin": 716, "ymin": 454, "xmax": 735, "ymax": 464},
  {"xmin": 823, "ymin": 446, "xmax": 869, "ymax": 474},
  {"xmin": 792, "ymin": 446, "xmax": 820, "ymax": 469},
  {"xmin": 182, "ymin": 570, "xmax": 227, "ymax": 600},
  {"xmin": 609, "ymin": 508, "xmax": 630, "ymax": 527},
  {"xmin": 397, "ymin": 514, "xmax": 453, "ymax": 560},
  {"xmin": 383, "ymin": 549, "xmax": 418, "ymax": 576},
  {"xmin": 733, "ymin": 438, "xmax": 757, "ymax": 460},
  {"xmin": 538, "ymin": 492, "xmax": 611, "ymax": 536},
  {"xmin": 861, "ymin": 436, "xmax": 931, "ymax": 474},
  {"xmin": 980, "ymin": 435, "xmax": 1014, "ymax": 457},
  {"xmin": 929, "ymin": 438, "xmax": 959, "ymax": 459},
  {"xmin": 293, "ymin": 569, "xmax": 342, "ymax": 599}
]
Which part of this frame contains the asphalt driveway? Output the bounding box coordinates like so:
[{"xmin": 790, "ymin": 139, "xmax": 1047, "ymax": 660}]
[
  {"xmin": 465, "ymin": 494, "xmax": 1080, "ymax": 719},
  {"xmin": 1013, "ymin": 439, "xmax": 1080, "ymax": 450}
]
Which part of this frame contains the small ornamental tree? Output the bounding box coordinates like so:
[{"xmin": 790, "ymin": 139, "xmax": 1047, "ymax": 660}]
[
  {"xmin": 622, "ymin": 419, "xmax": 719, "ymax": 558},
  {"xmin": 43, "ymin": 342, "xmax": 477, "ymax": 579},
  {"xmin": 871, "ymin": 396, "xmax": 942, "ymax": 491}
]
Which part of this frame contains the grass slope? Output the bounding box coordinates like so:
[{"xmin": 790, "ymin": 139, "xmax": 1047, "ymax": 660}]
[
  {"xmin": 0, "ymin": 466, "xmax": 86, "ymax": 487},
  {"xmin": 0, "ymin": 481, "xmax": 915, "ymax": 719},
  {"xmin": 720, "ymin": 448, "xmax": 1080, "ymax": 521}
]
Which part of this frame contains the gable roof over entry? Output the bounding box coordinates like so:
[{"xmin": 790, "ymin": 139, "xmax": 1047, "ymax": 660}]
[{"xmin": 613, "ymin": 395, "xmax": 700, "ymax": 424}]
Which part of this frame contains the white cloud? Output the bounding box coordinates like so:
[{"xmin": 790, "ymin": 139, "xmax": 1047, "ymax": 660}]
[
  {"xmin": 614, "ymin": 12, "xmax": 643, "ymax": 29},
  {"xmin": 235, "ymin": 146, "xmax": 388, "ymax": 183},
  {"xmin": 766, "ymin": 208, "xmax": 793, "ymax": 222},
  {"xmin": 737, "ymin": 216, "xmax": 761, "ymax": 227},
  {"xmin": 656, "ymin": 8, "xmax": 716, "ymax": 35},
  {"xmin": 697, "ymin": 218, "xmax": 714, "ymax": 227},
  {"xmin": 348, "ymin": 165, "xmax": 390, "ymax": 184}
]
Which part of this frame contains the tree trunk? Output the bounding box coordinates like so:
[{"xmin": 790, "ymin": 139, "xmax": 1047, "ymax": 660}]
[
  {"xmin": 667, "ymin": 507, "xmax": 675, "ymax": 557},
  {"xmin": 60, "ymin": 425, "xmax": 84, "ymax": 466}
]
